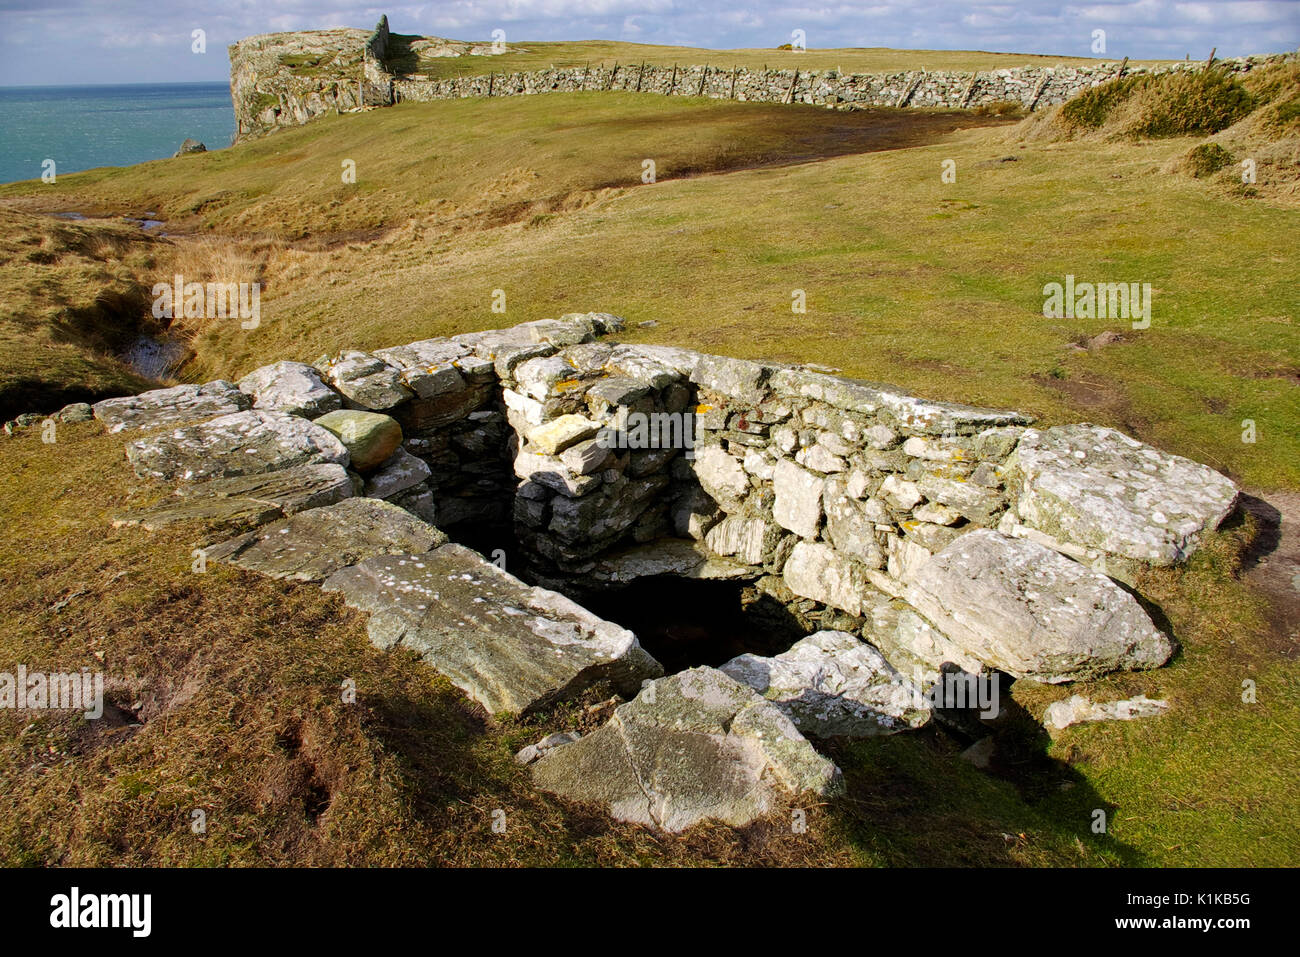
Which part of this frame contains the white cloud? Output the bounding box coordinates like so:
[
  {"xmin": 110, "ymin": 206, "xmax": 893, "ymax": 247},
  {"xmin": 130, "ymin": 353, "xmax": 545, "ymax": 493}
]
[{"xmin": 1, "ymin": 0, "xmax": 1296, "ymax": 85}]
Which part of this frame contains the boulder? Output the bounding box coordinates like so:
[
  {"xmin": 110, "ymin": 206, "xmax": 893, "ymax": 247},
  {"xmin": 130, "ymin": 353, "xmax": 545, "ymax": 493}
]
[
  {"xmin": 321, "ymin": 544, "xmax": 662, "ymax": 715},
  {"xmin": 205, "ymin": 497, "xmax": 446, "ymax": 581},
  {"xmin": 56, "ymin": 402, "xmax": 94, "ymax": 423},
  {"xmin": 237, "ymin": 360, "xmax": 341, "ymax": 418},
  {"xmin": 124, "ymin": 410, "xmax": 348, "ymax": 482},
  {"xmin": 900, "ymin": 529, "xmax": 1173, "ymax": 683},
  {"xmin": 173, "ymin": 138, "xmax": 206, "ymax": 156},
  {"xmin": 530, "ymin": 667, "xmax": 840, "ymax": 832},
  {"xmin": 721, "ymin": 631, "xmax": 930, "ymax": 737},
  {"xmin": 1006, "ymin": 425, "xmax": 1238, "ymax": 567},
  {"xmin": 313, "ymin": 410, "xmax": 402, "ymax": 472},
  {"xmin": 863, "ymin": 599, "xmax": 987, "ymax": 677},
  {"xmin": 93, "ymin": 381, "xmax": 250, "ymax": 434}
]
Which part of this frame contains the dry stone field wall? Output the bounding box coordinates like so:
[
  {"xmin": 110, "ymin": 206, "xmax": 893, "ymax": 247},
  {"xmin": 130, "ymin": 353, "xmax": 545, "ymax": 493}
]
[
  {"xmin": 229, "ymin": 15, "xmax": 1294, "ymax": 137},
  {"xmin": 387, "ymin": 54, "xmax": 1282, "ymax": 112},
  {"xmin": 91, "ymin": 315, "xmax": 1239, "ymax": 831}
]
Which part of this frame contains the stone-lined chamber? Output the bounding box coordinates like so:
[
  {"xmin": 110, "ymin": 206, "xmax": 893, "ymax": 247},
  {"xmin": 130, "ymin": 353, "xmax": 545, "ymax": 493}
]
[{"xmin": 97, "ymin": 314, "xmax": 1238, "ymax": 831}]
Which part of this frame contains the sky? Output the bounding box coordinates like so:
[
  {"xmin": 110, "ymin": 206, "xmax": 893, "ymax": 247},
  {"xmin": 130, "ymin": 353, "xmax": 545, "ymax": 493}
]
[{"xmin": 1, "ymin": 0, "xmax": 1297, "ymax": 86}]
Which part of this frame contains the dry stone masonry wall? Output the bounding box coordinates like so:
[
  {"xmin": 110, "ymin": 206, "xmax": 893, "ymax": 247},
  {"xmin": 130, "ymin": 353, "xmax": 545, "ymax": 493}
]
[
  {"xmin": 90, "ymin": 314, "xmax": 1239, "ymax": 831},
  {"xmin": 230, "ymin": 15, "xmax": 1296, "ymax": 138}
]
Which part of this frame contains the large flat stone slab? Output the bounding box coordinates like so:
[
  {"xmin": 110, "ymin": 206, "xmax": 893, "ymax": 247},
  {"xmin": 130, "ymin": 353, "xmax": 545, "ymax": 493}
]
[
  {"xmin": 93, "ymin": 381, "xmax": 250, "ymax": 434},
  {"xmin": 237, "ymin": 360, "xmax": 342, "ymax": 418},
  {"xmin": 112, "ymin": 462, "xmax": 354, "ymax": 533},
  {"xmin": 1006, "ymin": 425, "xmax": 1238, "ymax": 567},
  {"xmin": 124, "ymin": 410, "xmax": 349, "ymax": 482},
  {"xmin": 900, "ymin": 528, "xmax": 1173, "ymax": 683},
  {"xmin": 205, "ymin": 498, "xmax": 446, "ymax": 581},
  {"xmin": 721, "ymin": 631, "xmax": 930, "ymax": 737},
  {"xmin": 529, "ymin": 667, "xmax": 841, "ymax": 832},
  {"xmin": 321, "ymin": 544, "xmax": 662, "ymax": 715}
]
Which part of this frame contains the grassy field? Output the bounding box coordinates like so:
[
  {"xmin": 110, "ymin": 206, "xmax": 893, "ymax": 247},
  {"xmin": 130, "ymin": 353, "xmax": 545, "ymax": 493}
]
[
  {"xmin": 391, "ymin": 36, "xmax": 1169, "ymax": 79},
  {"xmin": 0, "ymin": 66, "xmax": 1296, "ymax": 866}
]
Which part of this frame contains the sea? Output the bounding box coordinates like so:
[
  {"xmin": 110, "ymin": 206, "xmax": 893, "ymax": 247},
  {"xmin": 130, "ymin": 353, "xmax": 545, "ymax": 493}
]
[{"xmin": 0, "ymin": 82, "xmax": 235, "ymax": 185}]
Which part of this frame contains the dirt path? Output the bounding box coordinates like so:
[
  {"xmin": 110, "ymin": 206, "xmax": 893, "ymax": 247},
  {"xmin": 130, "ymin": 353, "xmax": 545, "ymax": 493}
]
[{"xmin": 1241, "ymin": 490, "xmax": 1300, "ymax": 651}]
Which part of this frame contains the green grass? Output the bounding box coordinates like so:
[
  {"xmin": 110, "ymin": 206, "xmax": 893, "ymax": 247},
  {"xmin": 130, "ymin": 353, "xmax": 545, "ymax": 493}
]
[{"xmin": 4, "ymin": 93, "xmax": 1295, "ymax": 487}]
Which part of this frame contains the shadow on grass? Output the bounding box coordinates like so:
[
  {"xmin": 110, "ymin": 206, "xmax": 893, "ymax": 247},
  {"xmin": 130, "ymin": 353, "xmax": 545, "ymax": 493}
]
[{"xmin": 817, "ymin": 686, "xmax": 1145, "ymax": 866}]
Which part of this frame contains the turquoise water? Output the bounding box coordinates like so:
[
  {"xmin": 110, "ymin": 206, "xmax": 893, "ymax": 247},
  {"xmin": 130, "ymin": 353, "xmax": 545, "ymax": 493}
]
[{"xmin": 0, "ymin": 83, "xmax": 235, "ymax": 185}]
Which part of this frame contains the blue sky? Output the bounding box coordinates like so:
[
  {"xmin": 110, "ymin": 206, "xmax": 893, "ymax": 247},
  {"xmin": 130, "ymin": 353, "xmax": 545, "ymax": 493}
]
[{"xmin": 1, "ymin": 0, "xmax": 1297, "ymax": 86}]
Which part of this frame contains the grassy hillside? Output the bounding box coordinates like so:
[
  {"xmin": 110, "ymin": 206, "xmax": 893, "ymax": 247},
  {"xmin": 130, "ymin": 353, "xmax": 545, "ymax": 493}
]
[
  {"xmin": 0, "ymin": 73, "xmax": 1296, "ymax": 866},
  {"xmin": 6, "ymin": 87, "xmax": 1292, "ymax": 487}
]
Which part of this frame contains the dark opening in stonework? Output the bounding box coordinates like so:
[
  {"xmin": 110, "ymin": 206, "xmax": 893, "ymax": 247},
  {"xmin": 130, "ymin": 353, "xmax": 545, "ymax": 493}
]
[{"xmin": 582, "ymin": 576, "xmax": 807, "ymax": 674}]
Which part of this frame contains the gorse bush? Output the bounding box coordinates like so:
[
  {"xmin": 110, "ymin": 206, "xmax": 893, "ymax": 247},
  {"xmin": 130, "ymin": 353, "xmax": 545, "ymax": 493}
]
[
  {"xmin": 1128, "ymin": 69, "xmax": 1255, "ymax": 137},
  {"xmin": 1058, "ymin": 75, "xmax": 1142, "ymax": 131},
  {"xmin": 1183, "ymin": 142, "xmax": 1234, "ymax": 177},
  {"xmin": 1058, "ymin": 68, "xmax": 1255, "ymax": 139}
]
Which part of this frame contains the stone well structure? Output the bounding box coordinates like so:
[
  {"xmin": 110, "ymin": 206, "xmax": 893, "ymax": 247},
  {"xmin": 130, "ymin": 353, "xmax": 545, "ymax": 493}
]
[{"xmin": 94, "ymin": 313, "xmax": 1238, "ymax": 830}]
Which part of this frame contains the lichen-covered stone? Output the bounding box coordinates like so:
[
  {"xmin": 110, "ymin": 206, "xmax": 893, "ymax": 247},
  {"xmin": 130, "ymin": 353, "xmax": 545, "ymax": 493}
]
[
  {"xmin": 721, "ymin": 631, "xmax": 930, "ymax": 737},
  {"xmin": 124, "ymin": 410, "xmax": 348, "ymax": 482},
  {"xmin": 237, "ymin": 360, "xmax": 341, "ymax": 418},
  {"xmin": 900, "ymin": 529, "xmax": 1173, "ymax": 682},
  {"xmin": 1006, "ymin": 424, "xmax": 1239, "ymax": 566},
  {"xmin": 94, "ymin": 381, "xmax": 250, "ymax": 434},
  {"xmin": 205, "ymin": 497, "xmax": 446, "ymax": 581},
  {"xmin": 317, "ymin": 350, "xmax": 414, "ymax": 410},
  {"xmin": 322, "ymin": 544, "xmax": 661, "ymax": 715},
  {"xmin": 530, "ymin": 667, "xmax": 840, "ymax": 832}
]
